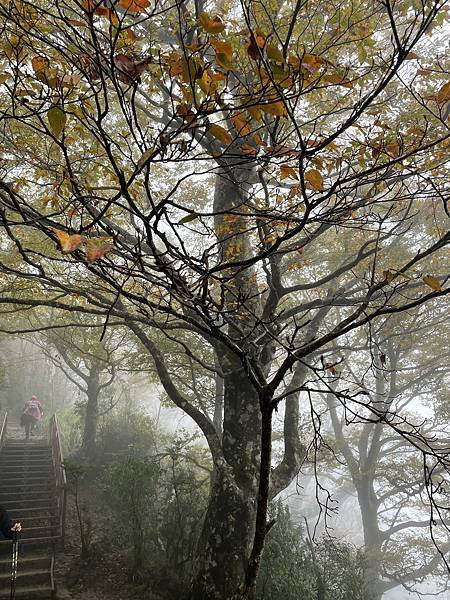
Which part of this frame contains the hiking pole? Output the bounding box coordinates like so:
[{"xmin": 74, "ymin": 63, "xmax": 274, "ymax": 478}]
[{"xmin": 10, "ymin": 523, "xmax": 21, "ymax": 600}]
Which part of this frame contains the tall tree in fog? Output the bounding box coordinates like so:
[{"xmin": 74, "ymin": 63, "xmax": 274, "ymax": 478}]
[
  {"xmin": 321, "ymin": 305, "xmax": 449, "ymax": 599},
  {"xmin": 0, "ymin": 0, "xmax": 449, "ymax": 597},
  {"xmin": 32, "ymin": 319, "xmax": 126, "ymax": 456}
]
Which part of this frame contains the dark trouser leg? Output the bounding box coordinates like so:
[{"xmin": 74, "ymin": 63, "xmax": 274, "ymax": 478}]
[{"xmin": 25, "ymin": 421, "xmax": 31, "ymax": 440}]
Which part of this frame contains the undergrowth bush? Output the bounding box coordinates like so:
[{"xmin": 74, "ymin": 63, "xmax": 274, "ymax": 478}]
[{"xmin": 58, "ymin": 402, "xmax": 373, "ymax": 600}]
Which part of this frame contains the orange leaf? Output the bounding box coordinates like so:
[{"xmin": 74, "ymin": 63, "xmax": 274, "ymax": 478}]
[
  {"xmin": 231, "ymin": 114, "xmax": 250, "ymax": 137},
  {"xmin": 53, "ymin": 229, "xmax": 85, "ymax": 254},
  {"xmin": 208, "ymin": 123, "xmax": 232, "ymax": 145},
  {"xmin": 118, "ymin": 0, "xmax": 149, "ymax": 12},
  {"xmin": 253, "ymin": 133, "xmax": 266, "ymax": 147},
  {"xmin": 247, "ymin": 105, "xmax": 262, "ymax": 122},
  {"xmin": 86, "ymin": 238, "xmax": 113, "ymax": 264},
  {"xmin": 82, "ymin": 0, "xmax": 119, "ymax": 22},
  {"xmin": 305, "ymin": 169, "xmax": 324, "ymax": 191},
  {"xmin": 210, "ymin": 40, "xmax": 233, "ymax": 71},
  {"xmin": 246, "ymin": 38, "xmax": 260, "ymax": 61},
  {"xmin": 240, "ymin": 144, "xmax": 258, "ymax": 155},
  {"xmin": 31, "ymin": 56, "xmax": 49, "ymax": 73}
]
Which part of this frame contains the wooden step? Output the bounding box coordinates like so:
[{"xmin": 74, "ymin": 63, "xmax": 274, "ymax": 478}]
[
  {"xmin": 5, "ymin": 441, "xmax": 48, "ymax": 446},
  {"xmin": 0, "ymin": 460, "xmax": 53, "ymax": 466},
  {"xmin": 2, "ymin": 446, "xmax": 50, "ymax": 451},
  {"xmin": 0, "ymin": 490, "xmax": 56, "ymax": 500},
  {"xmin": 0, "ymin": 499, "xmax": 56, "ymax": 510},
  {"xmin": 5, "ymin": 442, "xmax": 48, "ymax": 446},
  {"xmin": 2, "ymin": 475, "xmax": 54, "ymax": 484},
  {"xmin": 0, "ymin": 567, "xmax": 51, "ymax": 586},
  {"xmin": 0, "ymin": 459, "xmax": 53, "ymax": 465},
  {"xmin": 1, "ymin": 479, "xmax": 55, "ymax": 486},
  {"xmin": 0, "ymin": 553, "xmax": 51, "ymax": 572},
  {"xmin": 0, "ymin": 535, "xmax": 60, "ymax": 547},
  {"xmin": 8, "ymin": 507, "xmax": 56, "ymax": 515},
  {"xmin": 0, "ymin": 584, "xmax": 53, "ymax": 598},
  {"xmin": 1, "ymin": 453, "xmax": 51, "ymax": 459},
  {"xmin": 9, "ymin": 517, "xmax": 58, "ymax": 528},
  {"xmin": 1, "ymin": 448, "xmax": 50, "ymax": 453},
  {"xmin": 0, "ymin": 486, "xmax": 55, "ymax": 496},
  {"xmin": 1, "ymin": 485, "xmax": 55, "ymax": 493},
  {"xmin": 2, "ymin": 467, "xmax": 53, "ymax": 483}
]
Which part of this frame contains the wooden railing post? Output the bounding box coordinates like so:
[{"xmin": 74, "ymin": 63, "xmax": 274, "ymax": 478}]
[
  {"xmin": 0, "ymin": 411, "xmax": 7, "ymax": 451},
  {"xmin": 49, "ymin": 414, "xmax": 67, "ymax": 548}
]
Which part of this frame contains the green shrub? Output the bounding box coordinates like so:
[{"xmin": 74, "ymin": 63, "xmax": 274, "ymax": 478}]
[
  {"xmin": 256, "ymin": 501, "xmax": 373, "ymax": 600},
  {"xmin": 101, "ymin": 440, "xmax": 208, "ymax": 598}
]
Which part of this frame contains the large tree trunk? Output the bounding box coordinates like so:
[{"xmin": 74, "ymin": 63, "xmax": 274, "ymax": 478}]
[
  {"xmin": 357, "ymin": 481, "xmax": 383, "ymax": 600},
  {"xmin": 191, "ymin": 465, "xmax": 257, "ymax": 599},
  {"xmin": 191, "ymin": 160, "xmax": 273, "ymax": 597},
  {"xmin": 191, "ymin": 362, "xmax": 261, "ymax": 598},
  {"xmin": 80, "ymin": 366, "xmax": 100, "ymax": 457}
]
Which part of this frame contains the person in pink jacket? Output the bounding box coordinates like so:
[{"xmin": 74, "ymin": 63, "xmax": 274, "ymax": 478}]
[{"xmin": 21, "ymin": 395, "xmax": 44, "ymax": 440}]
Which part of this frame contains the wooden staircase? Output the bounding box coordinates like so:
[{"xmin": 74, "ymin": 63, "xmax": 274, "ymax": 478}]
[{"xmin": 0, "ymin": 413, "xmax": 66, "ymax": 598}]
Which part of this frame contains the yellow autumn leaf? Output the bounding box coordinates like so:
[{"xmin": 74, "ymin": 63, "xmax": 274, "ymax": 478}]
[
  {"xmin": 280, "ymin": 165, "xmax": 298, "ymax": 180},
  {"xmin": 137, "ymin": 147, "xmax": 157, "ymax": 169},
  {"xmin": 260, "ymin": 101, "xmax": 287, "ymax": 117},
  {"xmin": 199, "ymin": 12, "xmax": 225, "ymax": 34},
  {"xmin": 423, "ymin": 274, "xmax": 442, "ymax": 291},
  {"xmin": 208, "ymin": 123, "xmax": 232, "ymax": 145},
  {"xmin": 322, "ymin": 73, "xmax": 353, "ymax": 88},
  {"xmin": 182, "ymin": 57, "xmax": 199, "ymax": 83},
  {"xmin": 48, "ymin": 106, "xmax": 67, "ymax": 137},
  {"xmin": 436, "ymin": 82, "xmax": 450, "ymax": 104},
  {"xmin": 305, "ymin": 169, "xmax": 324, "ymax": 191},
  {"xmin": 266, "ymin": 44, "xmax": 284, "ymax": 62},
  {"xmin": 198, "ymin": 70, "xmax": 215, "ymax": 95}
]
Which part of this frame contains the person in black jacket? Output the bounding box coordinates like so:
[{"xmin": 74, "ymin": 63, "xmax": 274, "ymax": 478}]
[{"xmin": 0, "ymin": 506, "xmax": 14, "ymax": 539}]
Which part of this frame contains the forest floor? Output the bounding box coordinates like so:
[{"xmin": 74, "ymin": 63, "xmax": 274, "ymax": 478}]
[{"xmin": 54, "ymin": 497, "xmax": 130, "ymax": 600}]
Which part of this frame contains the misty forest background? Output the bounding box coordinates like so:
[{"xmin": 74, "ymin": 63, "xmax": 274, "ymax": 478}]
[
  {"xmin": 0, "ymin": 0, "xmax": 449, "ymax": 598},
  {"xmin": 0, "ymin": 327, "xmax": 448, "ymax": 600}
]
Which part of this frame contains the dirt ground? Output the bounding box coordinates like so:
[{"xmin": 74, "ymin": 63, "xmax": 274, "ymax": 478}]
[{"xmin": 54, "ymin": 498, "xmax": 130, "ymax": 600}]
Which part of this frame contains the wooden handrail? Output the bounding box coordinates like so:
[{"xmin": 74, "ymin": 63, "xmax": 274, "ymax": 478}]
[
  {"xmin": 49, "ymin": 414, "xmax": 67, "ymax": 547},
  {"xmin": 0, "ymin": 411, "xmax": 7, "ymax": 451}
]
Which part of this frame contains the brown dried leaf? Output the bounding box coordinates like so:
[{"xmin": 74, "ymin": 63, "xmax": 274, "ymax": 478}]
[{"xmin": 53, "ymin": 229, "xmax": 85, "ymax": 254}]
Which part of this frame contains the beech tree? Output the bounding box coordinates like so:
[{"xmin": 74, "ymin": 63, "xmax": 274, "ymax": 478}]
[
  {"xmin": 0, "ymin": 0, "xmax": 449, "ymax": 597},
  {"xmin": 35, "ymin": 322, "xmax": 123, "ymax": 456},
  {"xmin": 318, "ymin": 305, "xmax": 450, "ymax": 599}
]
